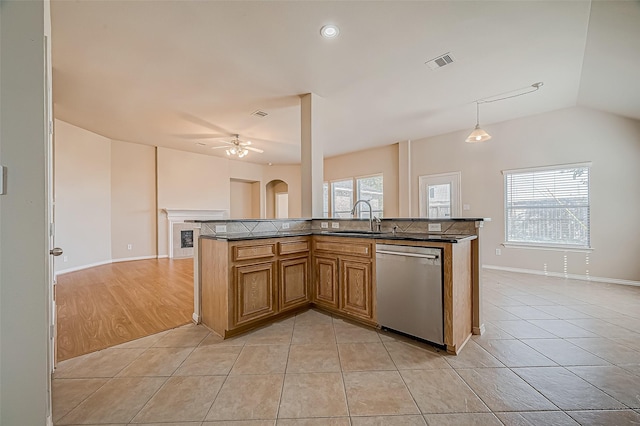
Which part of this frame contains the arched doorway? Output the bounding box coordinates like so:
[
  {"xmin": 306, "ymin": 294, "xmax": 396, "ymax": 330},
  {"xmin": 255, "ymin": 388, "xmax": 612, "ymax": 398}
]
[{"xmin": 266, "ymin": 179, "xmax": 289, "ymax": 219}]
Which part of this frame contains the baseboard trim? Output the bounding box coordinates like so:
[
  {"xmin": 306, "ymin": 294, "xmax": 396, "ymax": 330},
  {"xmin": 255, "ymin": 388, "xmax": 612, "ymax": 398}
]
[
  {"xmin": 56, "ymin": 260, "xmax": 112, "ymax": 276},
  {"xmin": 472, "ymin": 324, "xmax": 486, "ymax": 335},
  {"xmin": 483, "ymin": 265, "xmax": 640, "ymax": 287},
  {"xmin": 157, "ymin": 254, "xmax": 169, "ymax": 259},
  {"xmin": 56, "ymin": 255, "xmax": 161, "ymax": 276},
  {"xmin": 112, "ymin": 255, "xmax": 158, "ymax": 264},
  {"xmin": 192, "ymin": 313, "xmax": 201, "ymax": 324}
]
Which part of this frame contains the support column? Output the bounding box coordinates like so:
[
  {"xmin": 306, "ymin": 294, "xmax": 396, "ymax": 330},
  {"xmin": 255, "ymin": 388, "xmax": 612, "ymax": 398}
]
[
  {"xmin": 300, "ymin": 93, "xmax": 325, "ymax": 218},
  {"xmin": 398, "ymin": 140, "xmax": 412, "ymax": 217}
]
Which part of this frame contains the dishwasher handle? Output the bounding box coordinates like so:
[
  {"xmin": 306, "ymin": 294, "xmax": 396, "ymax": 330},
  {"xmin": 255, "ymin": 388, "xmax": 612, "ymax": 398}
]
[{"xmin": 376, "ymin": 249, "xmax": 438, "ymax": 260}]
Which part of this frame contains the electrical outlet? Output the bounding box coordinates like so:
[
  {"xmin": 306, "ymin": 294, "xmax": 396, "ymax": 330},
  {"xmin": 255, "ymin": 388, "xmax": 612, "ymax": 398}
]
[
  {"xmin": 428, "ymin": 223, "xmax": 442, "ymax": 232},
  {"xmin": 495, "ymin": 248, "xmax": 502, "ymax": 256},
  {"xmin": 321, "ymin": 222, "xmax": 329, "ymax": 229},
  {"xmin": 127, "ymin": 244, "xmax": 132, "ymax": 250},
  {"xmin": 331, "ymin": 222, "xmax": 340, "ymax": 229},
  {"xmin": 282, "ymin": 222, "xmax": 290, "ymax": 229},
  {"xmin": 215, "ymin": 225, "xmax": 227, "ymax": 233},
  {"xmin": 463, "ymin": 204, "xmax": 471, "ymax": 211},
  {"xmin": 63, "ymin": 256, "xmax": 68, "ymax": 262}
]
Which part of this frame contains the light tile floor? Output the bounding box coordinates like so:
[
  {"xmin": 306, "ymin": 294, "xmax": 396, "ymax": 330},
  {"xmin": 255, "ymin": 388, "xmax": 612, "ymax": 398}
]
[{"xmin": 53, "ymin": 269, "xmax": 640, "ymax": 425}]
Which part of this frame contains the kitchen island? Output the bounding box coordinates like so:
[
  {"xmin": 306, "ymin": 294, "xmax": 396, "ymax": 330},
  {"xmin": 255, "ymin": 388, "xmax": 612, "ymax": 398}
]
[{"xmin": 192, "ymin": 218, "xmax": 485, "ymax": 355}]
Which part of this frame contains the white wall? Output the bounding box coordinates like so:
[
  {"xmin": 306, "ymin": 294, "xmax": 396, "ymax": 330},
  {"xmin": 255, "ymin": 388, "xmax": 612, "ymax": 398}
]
[
  {"xmin": 111, "ymin": 140, "xmax": 156, "ymax": 260},
  {"xmin": 410, "ymin": 107, "xmax": 640, "ymax": 282},
  {"xmin": 0, "ymin": 1, "xmax": 50, "ymax": 423},
  {"xmin": 54, "ymin": 120, "xmax": 112, "ymax": 272}
]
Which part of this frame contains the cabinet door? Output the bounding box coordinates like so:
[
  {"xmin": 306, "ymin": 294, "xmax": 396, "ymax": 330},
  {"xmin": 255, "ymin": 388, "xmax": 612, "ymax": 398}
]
[
  {"xmin": 340, "ymin": 258, "xmax": 373, "ymax": 320},
  {"xmin": 279, "ymin": 256, "xmax": 309, "ymax": 312},
  {"xmin": 233, "ymin": 261, "xmax": 276, "ymax": 326},
  {"xmin": 313, "ymin": 256, "xmax": 339, "ymax": 310}
]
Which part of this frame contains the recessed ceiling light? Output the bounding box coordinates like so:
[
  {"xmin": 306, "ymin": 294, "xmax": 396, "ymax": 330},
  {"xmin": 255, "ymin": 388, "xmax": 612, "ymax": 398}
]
[{"xmin": 320, "ymin": 24, "xmax": 339, "ymax": 38}]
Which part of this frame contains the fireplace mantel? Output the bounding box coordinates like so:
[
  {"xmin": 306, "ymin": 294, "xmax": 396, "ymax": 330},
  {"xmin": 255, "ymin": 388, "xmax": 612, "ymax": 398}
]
[{"xmin": 164, "ymin": 209, "xmax": 228, "ymax": 258}]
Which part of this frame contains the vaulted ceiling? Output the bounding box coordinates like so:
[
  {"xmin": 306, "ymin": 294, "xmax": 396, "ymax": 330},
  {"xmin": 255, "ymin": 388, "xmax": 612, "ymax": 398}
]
[{"xmin": 51, "ymin": 1, "xmax": 640, "ymax": 165}]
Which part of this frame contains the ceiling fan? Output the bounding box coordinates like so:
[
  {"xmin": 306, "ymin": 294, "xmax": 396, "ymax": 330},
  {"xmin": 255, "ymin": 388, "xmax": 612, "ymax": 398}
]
[{"xmin": 210, "ymin": 134, "xmax": 264, "ymax": 158}]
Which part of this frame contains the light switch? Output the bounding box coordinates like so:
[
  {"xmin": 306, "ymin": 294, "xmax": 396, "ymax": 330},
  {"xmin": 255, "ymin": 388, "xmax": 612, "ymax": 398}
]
[
  {"xmin": 463, "ymin": 204, "xmax": 470, "ymax": 211},
  {"xmin": 331, "ymin": 222, "xmax": 340, "ymax": 229}
]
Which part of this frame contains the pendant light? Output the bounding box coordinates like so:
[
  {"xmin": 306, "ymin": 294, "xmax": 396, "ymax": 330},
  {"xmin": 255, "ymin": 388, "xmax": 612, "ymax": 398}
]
[
  {"xmin": 465, "ymin": 82, "xmax": 544, "ymax": 143},
  {"xmin": 465, "ymin": 102, "xmax": 491, "ymax": 143}
]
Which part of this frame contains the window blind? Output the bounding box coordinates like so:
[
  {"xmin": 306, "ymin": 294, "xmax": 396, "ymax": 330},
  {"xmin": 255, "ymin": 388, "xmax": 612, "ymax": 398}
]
[{"xmin": 505, "ymin": 166, "xmax": 590, "ymax": 247}]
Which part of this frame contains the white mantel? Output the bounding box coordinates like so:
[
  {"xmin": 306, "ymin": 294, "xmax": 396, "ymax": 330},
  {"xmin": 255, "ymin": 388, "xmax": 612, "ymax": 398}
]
[{"xmin": 164, "ymin": 209, "xmax": 228, "ymax": 258}]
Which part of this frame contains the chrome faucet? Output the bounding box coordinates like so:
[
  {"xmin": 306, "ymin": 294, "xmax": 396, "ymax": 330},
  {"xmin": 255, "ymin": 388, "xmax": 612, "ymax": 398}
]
[{"xmin": 351, "ymin": 199, "xmax": 375, "ymax": 231}]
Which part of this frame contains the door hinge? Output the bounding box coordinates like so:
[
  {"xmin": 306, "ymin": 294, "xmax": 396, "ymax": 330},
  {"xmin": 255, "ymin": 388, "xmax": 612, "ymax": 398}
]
[
  {"xmin": 49, "ymin": 324, "xmax": 55, "ymax": 340},
  {"xmin": 50, "ymin": 222, "xmax": 55, "ymax": 237},
  {"xmin": 49, "ymin": 120, "xmax": 53, "ymax": 135}
]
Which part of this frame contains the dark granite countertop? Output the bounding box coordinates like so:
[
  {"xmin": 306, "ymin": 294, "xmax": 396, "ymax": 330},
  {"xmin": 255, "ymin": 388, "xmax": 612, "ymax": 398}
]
[{"xmin": 201, "ymin": 230, "xmax": 476, "ymax": 243}]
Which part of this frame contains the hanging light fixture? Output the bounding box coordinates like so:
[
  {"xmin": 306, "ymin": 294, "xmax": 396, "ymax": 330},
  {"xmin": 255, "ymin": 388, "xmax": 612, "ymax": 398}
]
[
  {"xmin": 465, "ymin": 82, "xmax": 544, "ymax": 143},
  {"xmin": 465, "ymin": 102, "xmax": 492, "ymax": 143}
]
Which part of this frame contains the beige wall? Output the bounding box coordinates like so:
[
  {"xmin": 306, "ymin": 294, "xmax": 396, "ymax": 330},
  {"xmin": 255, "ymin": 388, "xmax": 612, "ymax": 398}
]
[
  {"xmin": 230, "ymin": 179, "xmax": 260, "ymax": 219},
  {"xmin": 410, "ymin": 106, "xmax": 640, "ymax": 282},
  {"xmin": 54, "ymin": 120, "xmax": 112, "ymax": 272},
  {"xmin": 111, "ymin": 140, "xmax": 156, "ymax": 260},
  {"xmin": 264, "ymin": 165, "xmax": 302, "ymax": 218},
  {"xmin": 156, "ymin": 147, "xmax": 231, "ymax": 257},
  {"xmin": 325, "ymin": 144, "xmax": 399, "ymax": 217}
]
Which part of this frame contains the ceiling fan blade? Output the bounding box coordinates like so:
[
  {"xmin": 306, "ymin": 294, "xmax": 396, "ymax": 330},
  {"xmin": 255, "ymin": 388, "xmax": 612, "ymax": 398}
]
[
  {"xmin": 245, "ymin": 146, "xmax": 264, "ymax": 153},
  {"xmin": 210, "ymin": 146, "xmax": 230, "ymax": 150}
]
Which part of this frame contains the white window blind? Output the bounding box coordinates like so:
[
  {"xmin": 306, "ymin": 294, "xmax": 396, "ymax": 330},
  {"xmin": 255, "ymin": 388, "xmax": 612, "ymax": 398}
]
[{"xmin": 504, "ymin": 164, "xmax": 590, "ymax": 248}]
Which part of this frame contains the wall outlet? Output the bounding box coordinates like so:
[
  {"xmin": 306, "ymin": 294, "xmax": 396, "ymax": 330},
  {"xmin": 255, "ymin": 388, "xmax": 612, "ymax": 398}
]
[
  {"xmin": 321, "ymin": 222, "xmax": 329, "ymax": 229},
  {"xmin": 428, "ymin": 223, "xmax": 442, "ymax": 232},
  {"xmin": 215, "ymin": 225, "xmax": 227, "ymax": 233},
  {"xmin": 63, "ymin": 256, "xmax": 68, "ymax": 263},
  {"xmin": 127, "ymin": 244, "xmax": 132, "ymax": 250},
  {"xmin": 495, "ymin": 248, "xmax": 502, "ymax": 256},
  {"xmin": 463, "ymin": 204, "xmax": 471, "ymax": 211},
  {"xmin": 331, "ymin": 222, "xmax": 340, "ymax": 229},
  {"xmin": 282, "ymin": 222, "xmax": 290, "ymax": 229}
]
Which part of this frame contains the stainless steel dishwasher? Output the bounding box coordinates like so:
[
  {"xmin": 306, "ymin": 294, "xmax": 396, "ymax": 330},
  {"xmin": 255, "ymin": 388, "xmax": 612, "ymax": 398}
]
[{"xmin": 376, "ymin": 244, "xmax": 444, "ymax": 345}]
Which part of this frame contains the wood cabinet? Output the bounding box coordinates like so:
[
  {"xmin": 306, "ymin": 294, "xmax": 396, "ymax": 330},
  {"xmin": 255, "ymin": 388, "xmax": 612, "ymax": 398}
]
[
  {"xmin": 340, "ymin": 258, "xmax": 372, "ymax": 320},
  {"xmin": 201, "ymin": 232, "xmax": 472, "ymax": 355},
  {"xmin": 312, "ymin": 236, "xmax": 375, "ymax": 324},
  {"xmin": 313, "ymin": 255, "xmax": 339, "ymax": 310},
  {"xmin": 201, "ymin": 236, "xmax": 310, "ymax": 337},
  {"xmin": 233, "ymin": 261, "xmax": 276, "ymax": 326}
]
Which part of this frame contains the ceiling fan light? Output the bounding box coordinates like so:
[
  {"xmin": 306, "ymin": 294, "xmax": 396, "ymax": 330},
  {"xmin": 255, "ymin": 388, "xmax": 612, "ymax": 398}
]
[
  {"xmin": 225, "ymin": 149, "xmax": 231, "ymax": 156},
  {"xmin": 465, "ymin": 125, "xmax": 492, "ymax": 143}
]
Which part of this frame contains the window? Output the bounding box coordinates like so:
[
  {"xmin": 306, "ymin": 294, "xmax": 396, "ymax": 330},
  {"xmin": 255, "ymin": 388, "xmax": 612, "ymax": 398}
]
[
  {"xmin": 331, "ymin": 179, "xmax": 353, "ymax": 218},
  {"xmin": 504, "ymin": 163, "xmax": 590, "ymax": 248},
  {"xmin": 322, "ymin": 182, "xmax": 329, "ymax": 218},
  {"xmin": 328, "ymin": 174, "xmax": 384, "ymax": 218},
  {"xmin": 356, "ymin": 175, "xmax": 384, "ymax": 218}
]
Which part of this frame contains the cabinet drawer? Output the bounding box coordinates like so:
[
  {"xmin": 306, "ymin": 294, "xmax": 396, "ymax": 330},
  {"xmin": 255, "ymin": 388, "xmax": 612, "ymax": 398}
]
[
  {"xmin": 232, "ymin": 243, "xmax": 276, "ymax": 261},
  {"xmin": 278, "ymin": 238, "xmax": 310, "ymax": 255},
  {"xmin": 313, "ymin": 239, "xmax": 372, "ymax": 258}
]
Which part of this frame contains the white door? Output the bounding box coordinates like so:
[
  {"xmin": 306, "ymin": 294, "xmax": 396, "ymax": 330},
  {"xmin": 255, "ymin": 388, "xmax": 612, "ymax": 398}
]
[
  {"xmin": 419, "ymin": 172, "xmax": 461, "ymax": 218},
  {"xmin": 276, "ymin": 192, "xmax": 289, "ymax": 219}
]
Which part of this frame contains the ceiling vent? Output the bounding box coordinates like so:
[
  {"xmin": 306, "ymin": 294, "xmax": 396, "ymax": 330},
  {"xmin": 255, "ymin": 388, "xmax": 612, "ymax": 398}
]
[
  {"xmin": 425, "ymin": 52, "xmax": 455, "ymax": 70},
  {"xmin": 251, "ymin": 110, "xmax": 268, "ymax": 118}
]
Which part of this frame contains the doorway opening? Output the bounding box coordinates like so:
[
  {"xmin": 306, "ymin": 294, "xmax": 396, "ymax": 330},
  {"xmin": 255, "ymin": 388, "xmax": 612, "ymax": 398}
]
[
  {"xmin": 266, "ymin": 179, "xmax": 289, "ymax": 219},
  {"xmin": 418, "ymin": 171, "xmax": 461, "ymax": 218}
]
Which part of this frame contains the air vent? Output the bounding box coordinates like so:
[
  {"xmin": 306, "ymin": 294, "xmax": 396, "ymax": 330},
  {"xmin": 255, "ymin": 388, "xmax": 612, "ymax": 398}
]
[
  {"xmin": 251, "ymin": 110, "xmax": 268, "ymax": 118},
  {"xmin": 425, "ymin": 52, "xmax": 455, "ymax": 70}
]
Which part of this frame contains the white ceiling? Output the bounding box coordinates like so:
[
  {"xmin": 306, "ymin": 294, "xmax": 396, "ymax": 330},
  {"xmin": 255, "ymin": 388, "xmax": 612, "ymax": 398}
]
[{"xmin": 51, "ymin": 1, "xmax": 640, "ymax": 165}]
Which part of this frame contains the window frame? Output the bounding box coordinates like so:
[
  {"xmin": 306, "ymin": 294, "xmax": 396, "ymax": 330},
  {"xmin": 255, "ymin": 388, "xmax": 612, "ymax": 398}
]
[
  {"xmin": 326, "ymin": 173, "xmax": 384, "ymax": 219},
  {"xmin": 502, "ymin": 162, "xmax": 592, "ymax": 251}
]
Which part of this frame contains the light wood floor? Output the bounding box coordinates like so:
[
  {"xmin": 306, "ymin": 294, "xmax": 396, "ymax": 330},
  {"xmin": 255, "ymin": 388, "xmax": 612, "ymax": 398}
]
[{"xmin": 56, "ymin": 258, "xmax": 194, "ymax": 361}]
